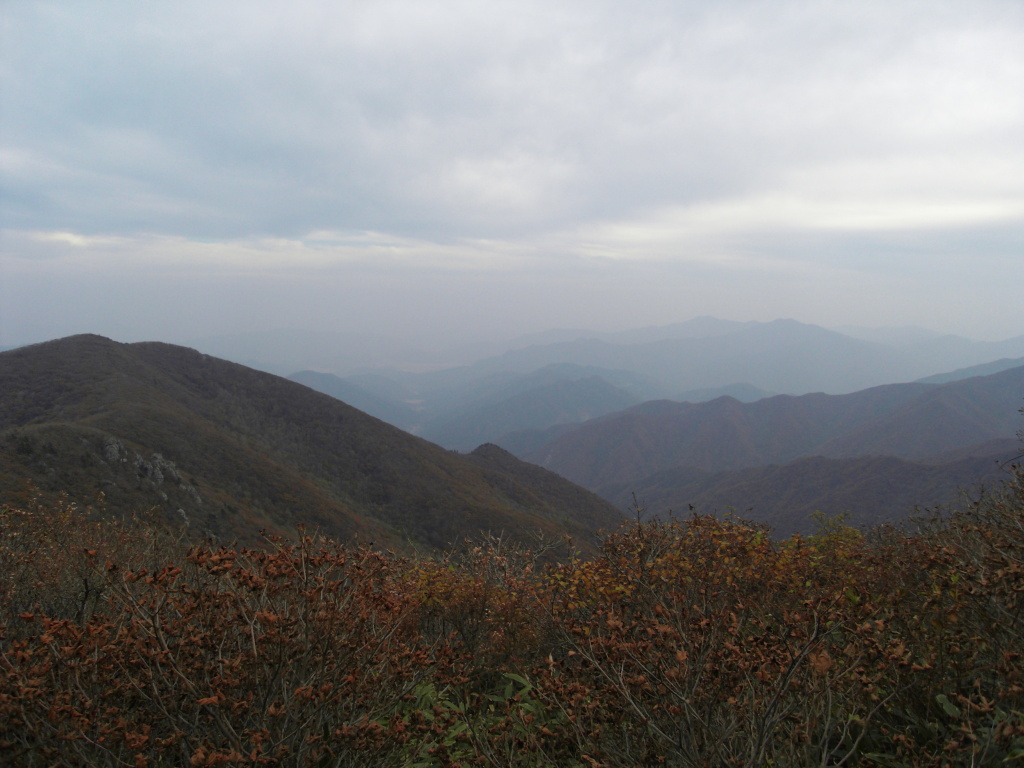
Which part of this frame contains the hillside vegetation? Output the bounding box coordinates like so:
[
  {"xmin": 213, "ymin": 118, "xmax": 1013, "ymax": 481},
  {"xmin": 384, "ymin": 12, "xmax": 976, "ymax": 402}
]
[
  {"xmin": 0, "ymin": 336, "xmax": 623, "ymax": 552},
  {"xmin": 2, "ymin": 454, "xmax": 1023, "ymax": 766},
  {"xmin": 601, "ymin": 453, "xmax": 1018, "ymax": 538}
]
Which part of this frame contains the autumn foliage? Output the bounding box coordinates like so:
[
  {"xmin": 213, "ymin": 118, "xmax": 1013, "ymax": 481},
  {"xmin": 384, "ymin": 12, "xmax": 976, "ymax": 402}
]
[{"xmin": 2, "ymin": 463, "xmax": 1024, "ymax": 767}]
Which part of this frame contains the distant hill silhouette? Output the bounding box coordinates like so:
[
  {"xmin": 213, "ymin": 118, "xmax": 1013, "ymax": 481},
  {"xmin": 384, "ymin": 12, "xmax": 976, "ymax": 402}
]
[
  {"xmin": 509, "ymin": 365, "xmax": 1023, "ymax": 534},
  {"xmin": 522, "ymin": 366, "xmax": 1024, "ymax": 489},
  {"xmin": 0, "ymin": 336, "xmax": 623, "ymax": 551},
  {"xmin": 466, "ymin": 319, "xmax": 1024, "ymax": 396},
  {"xmin": 914, "ymin": 357, "xmax": 1024, "ymax": 385},
  {"xmin": 673, "ymin": 383, "xmax": 775, "ymax": 404}
]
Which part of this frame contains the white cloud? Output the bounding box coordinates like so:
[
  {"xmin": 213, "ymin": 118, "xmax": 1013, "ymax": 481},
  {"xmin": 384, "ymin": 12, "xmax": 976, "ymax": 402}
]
[
  {"xmin": 3, "ymin": 227, "xmax": 553, "ymax": 275},
  {"xmin": 2, "ymin": 0, "xmax": 1023, "ymax": 345}
]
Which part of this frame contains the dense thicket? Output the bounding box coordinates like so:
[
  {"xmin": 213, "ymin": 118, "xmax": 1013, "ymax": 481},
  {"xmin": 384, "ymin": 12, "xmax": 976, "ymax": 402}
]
[{"xmin": 2, "ymin": 460, "xmax": 1023, "ymax": 766}]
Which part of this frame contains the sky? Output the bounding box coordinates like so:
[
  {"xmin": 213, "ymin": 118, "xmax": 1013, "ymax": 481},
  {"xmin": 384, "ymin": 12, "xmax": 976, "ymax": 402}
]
[{"xmin": 2, "ymin": 0, "xmax": 1023, "ymax": 356}]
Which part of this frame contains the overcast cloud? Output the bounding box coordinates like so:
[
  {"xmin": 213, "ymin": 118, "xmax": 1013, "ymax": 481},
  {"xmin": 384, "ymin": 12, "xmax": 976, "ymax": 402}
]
[{"xmin": 2, "ymin": 0, "xmax": 1023, "ymax": 351}]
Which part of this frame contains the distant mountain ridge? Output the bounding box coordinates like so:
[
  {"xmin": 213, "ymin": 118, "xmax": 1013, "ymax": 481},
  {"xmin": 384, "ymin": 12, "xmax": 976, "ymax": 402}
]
[
  {"xmin": 915, "ymin": 357, "xmax": 1024, "ymax": 385},
  {"xmin": 504, "ymin": 363, "xmax": 1024, "ymax": 533},
  {"xmin": 507, "ymin": 317, "xmax": 759, "ymax": 348},
  {"xmin": 674, "ymin": 383, "xmax": 775, "ymax": 404},
  {"xmin": 0, "ymin": 335, "xmax": 624, "ymax": 551},
  {"xmin": 522, "ymin": 365, "xmax": 1024, "ymax": 489},
  {"xmin": 476, "ymin": 320, "xmax": 1024, "ymax": 396},
  {"xmin": 285, "ymin": 318, "xmax": 1024, "ymax": 469},
  {"xmin": 307, "ymin": 319, "xmax": 1024, "ymax": 452},
  {"xmin": 832, "ymin": 324, "xmax": 947, "ymax": 346},
  {"xmin": 52, "ymin": 318, "xmax": 1001, "ymax": 465}
]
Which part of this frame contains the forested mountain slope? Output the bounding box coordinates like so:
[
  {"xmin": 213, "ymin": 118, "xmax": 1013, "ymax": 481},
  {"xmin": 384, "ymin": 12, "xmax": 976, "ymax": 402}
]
[
  {"xmin": 604, "ymin": 452, "xmax": 1017, "ymax": 537},
  {"xmin": 0, "ymin": 335, "xmax": 623, "ymax": 550}
]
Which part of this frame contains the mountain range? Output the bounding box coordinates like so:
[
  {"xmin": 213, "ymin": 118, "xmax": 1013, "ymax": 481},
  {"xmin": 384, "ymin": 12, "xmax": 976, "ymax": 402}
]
[
  {"xmin": 519, "ymin": 367, "xmax": 1024, "ymax": 484},
  {"xmin": 465, "ymin": 318, "xmax": 1024, "ymax": 397},
  {"xmin": 4, "ymin": 319, "xmax": 1021, "ymax": 544},
  {"xmin": 0, "ymin": 335, "xmax": 623, "ymax": 552},
  {"xmin": 287, "ymin": 317, "xmax": 1024, "ymax": 452},
  {"xmin": 276, "ymin": 318, "xmax": 1023, "ymax": 535},
  {"xmin": 511, "ymin": 365, "xmax": 1023, "ymax": 534}
]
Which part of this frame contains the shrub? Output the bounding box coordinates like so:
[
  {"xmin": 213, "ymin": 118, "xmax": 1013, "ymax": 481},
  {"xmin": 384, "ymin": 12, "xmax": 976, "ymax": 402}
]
[{"xmin": 1, "ymin": 459, "xmax": 1023, "ymax": 767}]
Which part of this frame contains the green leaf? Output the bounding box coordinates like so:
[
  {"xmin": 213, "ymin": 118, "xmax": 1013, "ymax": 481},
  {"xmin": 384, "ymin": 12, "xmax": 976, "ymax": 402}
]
[
  {"xmin": 505, "ymin": 672, "xmax": 532, "ymax": 690},
  {"xmin": 936, "ymin": 694, "xmax": 962, "ymax": 719}
]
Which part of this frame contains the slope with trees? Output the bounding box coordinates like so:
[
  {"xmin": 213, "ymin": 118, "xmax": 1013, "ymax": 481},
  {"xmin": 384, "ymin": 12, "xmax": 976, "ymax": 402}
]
[{"xmin": 0, "ymin": 336, "xmax": 623, "ymax": 551}]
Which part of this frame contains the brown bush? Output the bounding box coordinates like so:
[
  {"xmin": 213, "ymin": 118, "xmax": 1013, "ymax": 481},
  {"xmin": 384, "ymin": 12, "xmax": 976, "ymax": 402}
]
[{"xmin": 2, "ymin": 463, "xmax": 1024, "ymax": 767}]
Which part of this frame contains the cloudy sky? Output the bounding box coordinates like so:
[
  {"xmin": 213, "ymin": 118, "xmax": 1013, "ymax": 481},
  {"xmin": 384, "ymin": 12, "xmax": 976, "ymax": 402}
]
[{"xmin": 2, "ymin": 0, "xmax": 1023, "ymax": 354}]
